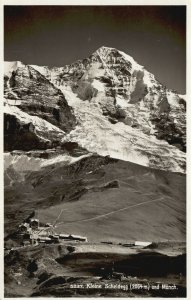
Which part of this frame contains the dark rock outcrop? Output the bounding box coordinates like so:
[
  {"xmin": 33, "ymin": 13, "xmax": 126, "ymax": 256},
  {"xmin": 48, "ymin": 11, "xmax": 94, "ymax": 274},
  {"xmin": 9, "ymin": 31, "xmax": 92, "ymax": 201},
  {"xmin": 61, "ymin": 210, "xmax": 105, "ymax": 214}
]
[
  {"xmin": 5, "ymin": 64, "xmax": 76, "ymax": 133},
  {"xmin": 4, "ymin": 114, "xmax": 50, "ymax": 152}
]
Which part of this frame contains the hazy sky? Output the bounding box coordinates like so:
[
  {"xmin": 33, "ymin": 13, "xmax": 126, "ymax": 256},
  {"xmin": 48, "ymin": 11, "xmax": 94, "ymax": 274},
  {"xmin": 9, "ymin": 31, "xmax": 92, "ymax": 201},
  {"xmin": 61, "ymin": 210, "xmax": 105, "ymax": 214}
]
[{"xmin": 4, "ymin": 6, "xmax": 186, "ymax": 93}]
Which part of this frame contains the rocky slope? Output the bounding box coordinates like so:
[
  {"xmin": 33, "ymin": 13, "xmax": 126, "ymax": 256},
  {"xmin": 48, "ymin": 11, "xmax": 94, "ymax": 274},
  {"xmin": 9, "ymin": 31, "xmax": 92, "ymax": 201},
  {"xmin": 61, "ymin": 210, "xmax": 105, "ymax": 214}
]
[
  {"xmin": 5, "ymin": 153, "xmax": 185, "ymax": 241},
  {"xmin": 4, "ymin": 61, "xmax": 76, "ymax": 151}
]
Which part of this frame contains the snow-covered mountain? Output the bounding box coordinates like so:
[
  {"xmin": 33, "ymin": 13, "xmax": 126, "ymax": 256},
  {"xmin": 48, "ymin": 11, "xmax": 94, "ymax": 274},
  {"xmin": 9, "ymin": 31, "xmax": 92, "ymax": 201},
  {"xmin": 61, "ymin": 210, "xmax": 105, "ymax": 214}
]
[
  {"xmin": 4, "ymin": 46, "xmax": 186, "ymax": 173},
  {"xmin": 4, "ymin": 48, "xmax": 186, "ymax": 299}
]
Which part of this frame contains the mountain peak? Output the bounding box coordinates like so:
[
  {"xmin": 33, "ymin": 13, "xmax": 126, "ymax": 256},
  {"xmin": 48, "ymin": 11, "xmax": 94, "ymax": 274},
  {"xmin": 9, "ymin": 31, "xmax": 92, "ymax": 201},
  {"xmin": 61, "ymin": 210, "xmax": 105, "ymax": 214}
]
[
  {"xmin": 92, "ymin": 46, "xmax": 143, "ymax": 74},
  {"xmin": 92, "ymin": 46, "xmax": 116, "ymax": 58},
  {"xmin": 96, "ymin": 45, "xmax": 115, "ymax": 51}
]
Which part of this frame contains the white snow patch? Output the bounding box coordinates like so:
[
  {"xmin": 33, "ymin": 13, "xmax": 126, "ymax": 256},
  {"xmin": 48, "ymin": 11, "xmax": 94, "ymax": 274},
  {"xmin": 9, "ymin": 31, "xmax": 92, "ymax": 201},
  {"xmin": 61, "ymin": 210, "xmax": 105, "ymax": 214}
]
[
  {"xmin": 91, "ymin": 79, "xmax": 105, "ymax": 92},
  {"xmin": 4, "ymin": 104, "xmax": 65, "ymax": 138},
  {"xmin": 119, "ymin": 50, "xmax": 143, "ymax": 71},
  {"xmin": 135, "ymin": 241, "xmax": 152, "ymax": 247},
  {"xmin": 166, "ymin": 91, "xmax": 180, "ymax": 108},
  {"xmin": 61, "ymin": 87, "xmax": 82, "ymax": 106},
  {"xmin": 116, "ymin": 96, "xmax": 128, "ymax": 108},
  {"xmin": 30, "ymin": 64, "xmax": 50, "ymax": 79},
  {"xmin": 178, "ymin": 94, "xmax": 186, "ymax": 101},
  {"xmin": 143, "ymin": 70, "xmax": 157, "ymax": 88},
  {"xmin": 30, "ymin": 65, "xmax": 47, "ymax": 75},
  {"xmin": 41, "ymin": 153, "xmax": 92, "ymax": 167},
  {"xmin": 4, "ymin": 61, "xmax": 24, "ymax": 77},
  {"xmin": 4, "ymin": 152, "xmax": 92, "ymax": 174},
  {"xmin": 4, "ymin": 99, "xmax": 21, "ymax": 106}
]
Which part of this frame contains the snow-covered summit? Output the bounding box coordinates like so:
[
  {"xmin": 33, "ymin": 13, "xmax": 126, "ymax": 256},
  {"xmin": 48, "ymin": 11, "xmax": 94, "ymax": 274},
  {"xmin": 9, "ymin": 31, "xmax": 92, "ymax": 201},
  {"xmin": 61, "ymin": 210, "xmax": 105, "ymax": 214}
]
[
  {"xmin": 4, "ymin": 46, "xmax": 186, "ymax": 172},
  {"xmin": 94, "ymin": 46, "xmax": 142, "ymax": 70}
]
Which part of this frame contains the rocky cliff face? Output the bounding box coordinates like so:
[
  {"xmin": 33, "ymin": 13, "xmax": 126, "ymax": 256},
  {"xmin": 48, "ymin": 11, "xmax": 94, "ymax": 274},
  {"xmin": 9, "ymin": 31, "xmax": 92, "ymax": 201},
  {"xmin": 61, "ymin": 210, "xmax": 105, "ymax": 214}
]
[
  {"xmin": 4, "ymin": 62, "xmax": 76, "ymax": 151},
  {"xmin": 4, "ymin": 46, "xmax": 186, "ymax": 172}
]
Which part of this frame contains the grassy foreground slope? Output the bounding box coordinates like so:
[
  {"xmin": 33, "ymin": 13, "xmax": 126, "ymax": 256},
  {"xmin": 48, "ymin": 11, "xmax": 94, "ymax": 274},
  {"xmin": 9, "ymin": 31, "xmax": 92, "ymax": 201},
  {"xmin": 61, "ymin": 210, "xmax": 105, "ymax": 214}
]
[{"xmin": 5, "ymin": 154, "xmax": 185, "ymax": 243}]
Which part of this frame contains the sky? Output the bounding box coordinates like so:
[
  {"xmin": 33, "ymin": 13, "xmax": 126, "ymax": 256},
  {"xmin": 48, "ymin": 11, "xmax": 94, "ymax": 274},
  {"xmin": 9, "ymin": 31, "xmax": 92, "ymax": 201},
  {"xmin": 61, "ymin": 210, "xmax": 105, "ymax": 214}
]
[{"xmin": 4, "ymin": 6, "xmax": 186, "ymax": 94}]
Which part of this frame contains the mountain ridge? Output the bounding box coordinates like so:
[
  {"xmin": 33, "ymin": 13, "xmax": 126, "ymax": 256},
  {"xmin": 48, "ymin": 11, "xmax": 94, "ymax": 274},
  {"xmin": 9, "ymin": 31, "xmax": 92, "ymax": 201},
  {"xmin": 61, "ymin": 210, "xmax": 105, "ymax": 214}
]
[
  {"xmin": 4, "ymin": 46, "xmax": 186, "ymax": 173},
  {"xmin": 5, "ymin": 46, "xmax": 186, "ymax": 95}
]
